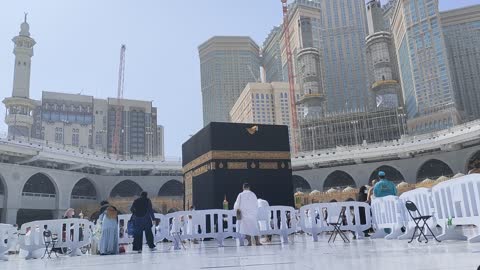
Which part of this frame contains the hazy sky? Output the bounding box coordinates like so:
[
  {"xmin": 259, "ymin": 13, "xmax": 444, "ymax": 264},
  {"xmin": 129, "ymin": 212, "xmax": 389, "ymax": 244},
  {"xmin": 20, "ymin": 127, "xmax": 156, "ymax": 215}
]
[{"xmin": 0, "ymin": 0, "xmax": 478, "ymax": 157}]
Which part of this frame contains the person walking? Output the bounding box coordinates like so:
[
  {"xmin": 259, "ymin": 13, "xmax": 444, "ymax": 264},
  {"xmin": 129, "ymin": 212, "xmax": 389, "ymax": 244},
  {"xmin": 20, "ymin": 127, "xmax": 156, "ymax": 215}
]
[
  {"xmin": 99, "ymin": 205, "xmax": 119, "ymax": 255},
  {"xmin": 234, "ymin": 183, "xmax": 261, "ymax": 246},
  {"xmin": 130, "ymin": 192, "xmax": 156, "ymax": 252},
  {"xmin": 373, "ymin": 171, "xmax": 397, "ymax": 198}
]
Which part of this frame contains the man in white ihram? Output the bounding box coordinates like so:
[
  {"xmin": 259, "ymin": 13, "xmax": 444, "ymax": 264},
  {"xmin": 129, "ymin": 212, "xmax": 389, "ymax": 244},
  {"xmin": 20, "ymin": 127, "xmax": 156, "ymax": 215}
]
[{"xmin": 234, "ymin": 183, "xmax": 262, "ymax": 246}]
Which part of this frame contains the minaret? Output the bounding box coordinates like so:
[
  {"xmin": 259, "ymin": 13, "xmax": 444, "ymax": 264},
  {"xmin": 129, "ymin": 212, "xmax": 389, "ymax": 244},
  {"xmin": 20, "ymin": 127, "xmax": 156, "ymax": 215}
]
[{"xmin": 3, "ymin": 14, "xmax": 37, "ymax": 139}]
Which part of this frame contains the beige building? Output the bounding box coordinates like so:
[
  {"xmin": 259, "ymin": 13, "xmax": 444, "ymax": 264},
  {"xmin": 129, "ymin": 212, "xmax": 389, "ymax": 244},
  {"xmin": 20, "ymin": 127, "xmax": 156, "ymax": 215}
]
[
  {"xmin": 230, "ymin": 82, "xmax": 303, "ymax": 132},
  {"xmin": 41, "ymin": 91, "xmax": 94, "ymax": 149}
]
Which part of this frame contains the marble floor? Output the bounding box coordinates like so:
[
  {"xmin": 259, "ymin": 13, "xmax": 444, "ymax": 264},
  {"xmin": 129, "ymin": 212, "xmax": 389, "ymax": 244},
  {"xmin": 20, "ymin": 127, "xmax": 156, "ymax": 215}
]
[{"xmin": 2, "ymin": 234, "xmax": 480, "ymax": 270}]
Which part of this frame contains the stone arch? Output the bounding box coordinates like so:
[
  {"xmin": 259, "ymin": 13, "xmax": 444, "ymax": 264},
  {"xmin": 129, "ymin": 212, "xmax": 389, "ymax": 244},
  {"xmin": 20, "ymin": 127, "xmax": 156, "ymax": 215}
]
[
  {"xmin": 323, "ymin": 170, "xmax": 356, "ymax": 191},
  {"xmin": 416, "ymin": 159, "xmax": 454, "ymax": 182},
  {"xmin": 71, "ymin": 178, "xmax": 98, "ymax": 199},
  {"xmin": 22, "ymin": 172, "xmax": 58, "ymax": 196},
  {"xmin": 110, "ymin": 180, "xmax": 143, "ymax": 198},
  {"xmin": 292, "ymin": 175, "xmax": 312, "ymax": 192},
  {"xmin": 369, "ymin": 165, "xmax": 405, "ymax": 184},
  {"xmin": 466, "ymin": 150, "xmax": 480, "ymax": 173},
  {"xmin": 18, "ymin": 172, "xmax": 58, "ymax": 226},
  {"xmin": 158, "ymin": 180, "xmax": 184, "ymax": 197}
]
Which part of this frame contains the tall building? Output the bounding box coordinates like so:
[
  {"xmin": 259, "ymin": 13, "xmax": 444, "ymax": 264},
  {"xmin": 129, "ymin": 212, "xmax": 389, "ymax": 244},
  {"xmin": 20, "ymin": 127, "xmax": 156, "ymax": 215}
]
[
  {"xmin": 230, "ymin": 82, "xmax": 304, "ymax": 148},
  {"xmin": 391, "ymin": 0, "xmax": 461, "ymax": 134},
  {"xmin": 441, "ymin": 5, "xmax": 480, "ymax": 121},
  {"xmin": 230, "ymin": 82, "xmax": 302, "ymax": 127},
  {"xmin": 3, "ymin": 16, "xmax": 165, "ymax": 160},
  {"xmin": 106, "ymin": 98, "xmax": 157, "ymax": 158},
  {"xmin": 198, "ymin": 36, "xmax": 260, "ymax": 126},
  {"xmin": 316, "ymin": 0, "xmax": 374, "ymax": 113},
  {"xmin": 366, "ymin": 0, "xmax": 402, "ymax": 109},
  {"xmin": 261, "ymin": 27, "xmax": 284, "ymax": 83},
  {"xmin": 2, "ymin": 15, "xmax": 37, "ymax": 139},
  {"xmin": 279, "ymin": 0, "xmax": 321, "ymax": 87}
]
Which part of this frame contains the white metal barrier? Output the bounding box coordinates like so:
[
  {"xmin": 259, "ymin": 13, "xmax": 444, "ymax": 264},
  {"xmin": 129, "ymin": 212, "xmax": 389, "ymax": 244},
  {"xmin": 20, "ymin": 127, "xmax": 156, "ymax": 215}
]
[
  {"xmin": 257, "ymin": 206, "xmax": 297, "ymax": 244},
  {"xmin": 0, "ymin": 224, "xmax": 16, "ymax": 261},
  {"xmin": 432, "ymin": 174, "xmax": 480, "ymax": 242},
  {"xmin": 18, "ymin": 218, "xmax": 93, "ymax": 259},
  {"xmin": 117, "ymin": 214, "xmax": 167, "ymax": 245},
  {"xmin": 165, "ymin": 209, "xmax": 238, "ymax": 249},
  {"xmin": 398, "ymin": 188, "xmax": 437, "ymax": 240},
  {"xmin": 299, "ymin": 202, "xmax": 371, "ymax": 241},
  {"xmin": 371, "ymin": 196, "xmax": 405, "ymax": 239}
]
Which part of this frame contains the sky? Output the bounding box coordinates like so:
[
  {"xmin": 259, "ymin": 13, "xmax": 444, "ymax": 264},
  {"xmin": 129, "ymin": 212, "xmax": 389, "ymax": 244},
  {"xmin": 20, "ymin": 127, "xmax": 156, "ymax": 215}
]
[{"xmin": 0, "ymin": 0, "xmax": 479, "ymax": 157}]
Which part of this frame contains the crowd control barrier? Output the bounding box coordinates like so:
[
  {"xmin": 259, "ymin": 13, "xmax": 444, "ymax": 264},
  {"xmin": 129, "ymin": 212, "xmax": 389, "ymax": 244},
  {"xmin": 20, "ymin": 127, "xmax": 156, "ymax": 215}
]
[
  {"xmin": 398, "ymin": 188, "xmax": 437, "ymax": 240},
  {"xmin": 0, "ymin": 224, "xmax": 16, "ymax": 261},
  {"xmin": 18, "ymin": 218, "xmax": 93, "ymax": 259},
  {"xmin": 299, "ymin": 202, "xmax": 371, "ymax": 241},
  {"xmin": 370, "ymin": 196, "xmax": 405, "ymax": 239},
  {"xmin": 432, "ymin": 174, "xmax": 480, "ymax": 242}
]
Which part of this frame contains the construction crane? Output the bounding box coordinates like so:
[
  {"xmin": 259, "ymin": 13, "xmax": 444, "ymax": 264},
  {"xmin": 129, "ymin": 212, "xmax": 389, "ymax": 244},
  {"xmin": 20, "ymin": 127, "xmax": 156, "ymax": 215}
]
[
  {"xmin": 112, "ymin": 44, "xmax": 126, "ymax": 158},
  {"xmin": 281, "ymin": 0, "xmax": 299, "ymax": 154}
]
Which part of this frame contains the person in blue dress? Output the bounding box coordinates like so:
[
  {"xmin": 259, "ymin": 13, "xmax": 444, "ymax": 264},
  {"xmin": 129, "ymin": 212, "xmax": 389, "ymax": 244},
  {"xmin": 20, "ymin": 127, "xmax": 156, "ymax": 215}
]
[
  {"xmin": 99, "ymin": 205, "xmax": 119, "ymax": 255},
  {"xmin": 373, "ymin": 171, "xmax": 397, "ymax": 198}
]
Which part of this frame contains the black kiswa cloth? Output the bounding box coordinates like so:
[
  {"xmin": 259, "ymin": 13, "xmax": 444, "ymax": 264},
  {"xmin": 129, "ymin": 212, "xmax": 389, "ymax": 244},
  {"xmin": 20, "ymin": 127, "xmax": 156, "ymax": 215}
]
[{"xmin": 182, "ymin": 122, "xmax": 294, "ymax": 210}]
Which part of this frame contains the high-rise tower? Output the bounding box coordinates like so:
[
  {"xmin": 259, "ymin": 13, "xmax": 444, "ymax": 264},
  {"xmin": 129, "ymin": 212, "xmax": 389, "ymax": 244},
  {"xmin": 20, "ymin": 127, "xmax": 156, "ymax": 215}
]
[
  {"xmin": 198, "ymin": 36, "xmax": 260, "ymax": 126},
  {"xmin": 391, "ymin": 0, "xmax": 460, "ymax": 133},
  {"xmin": 366, "ymin": 0, "xmax": 402, "ymax": 109},
  {"xmin": 441, "ymin": 5, "xmax": 480, "ymax": 121},
  {"xmin": 3, "ymin": 14, "xmax": 37, "ymax": 139}
]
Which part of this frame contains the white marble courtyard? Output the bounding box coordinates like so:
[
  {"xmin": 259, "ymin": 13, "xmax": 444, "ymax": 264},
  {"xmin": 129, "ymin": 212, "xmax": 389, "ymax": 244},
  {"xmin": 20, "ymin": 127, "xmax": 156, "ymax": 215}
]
[{"xmin": 2, "ymin": 233, "xmax": 480, "ymax": 270}]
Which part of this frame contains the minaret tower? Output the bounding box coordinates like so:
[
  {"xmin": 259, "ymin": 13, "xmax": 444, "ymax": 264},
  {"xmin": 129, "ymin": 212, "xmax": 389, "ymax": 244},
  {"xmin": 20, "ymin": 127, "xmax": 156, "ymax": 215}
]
[{"xmin": 3, "ymin": 14, "xmax": 37, "ymax": 139}]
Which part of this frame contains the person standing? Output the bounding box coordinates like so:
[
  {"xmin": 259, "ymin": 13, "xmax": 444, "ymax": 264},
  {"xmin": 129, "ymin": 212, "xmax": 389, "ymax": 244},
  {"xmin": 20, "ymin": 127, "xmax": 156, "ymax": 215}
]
[
  {"xmin": 130, "ymin": 192, "xmax": 156, "ymax": 252},
  {"xmin": 234, "ymin": 183, "xmax": 261, "ymax": 246},
  {"xmin": 99, "ymin": 206, "xmax": 119, "ymax": 255},
  {"xmin": 373, "ymin": 171, "xmax": 397, "ymax": 198},
  {"xmin": 366, "ymin": 180, "xmax": 376, "ymax": 203}
]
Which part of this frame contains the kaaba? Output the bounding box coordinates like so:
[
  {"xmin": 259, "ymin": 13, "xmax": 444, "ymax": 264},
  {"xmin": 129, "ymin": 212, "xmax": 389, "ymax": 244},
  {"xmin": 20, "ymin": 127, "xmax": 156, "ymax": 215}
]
[{"xmin": 182, "ymin": 122, "xmax": 294, "ymax": 210}]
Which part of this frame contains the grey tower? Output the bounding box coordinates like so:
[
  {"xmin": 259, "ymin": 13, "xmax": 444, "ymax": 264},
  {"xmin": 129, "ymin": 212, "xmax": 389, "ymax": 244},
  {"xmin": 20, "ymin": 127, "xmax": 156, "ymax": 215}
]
[
  {"xmin": 441, "ymin": 5, "xmax": 480, "ymax": 121},
  {"xmin": 317, "ymin": 0, "xmax": 374, "ymax": 113},
  {"xmin": 262, "ymin": 27, "xmax": 284, "ymax": 83},
  {"xmin": 366, "ymin": 0, "xmax": 402, "ymax": 109},
  {"xmin": 198, "ymin": 36, "xmax": 260, "ymax": 126}
]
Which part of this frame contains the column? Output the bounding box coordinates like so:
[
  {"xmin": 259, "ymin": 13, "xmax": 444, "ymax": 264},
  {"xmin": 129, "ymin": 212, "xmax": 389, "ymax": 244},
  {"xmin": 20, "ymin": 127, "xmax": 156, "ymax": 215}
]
[{"xmin": 4, "ymin": 208, "xmax": 19, "ymax": 225}]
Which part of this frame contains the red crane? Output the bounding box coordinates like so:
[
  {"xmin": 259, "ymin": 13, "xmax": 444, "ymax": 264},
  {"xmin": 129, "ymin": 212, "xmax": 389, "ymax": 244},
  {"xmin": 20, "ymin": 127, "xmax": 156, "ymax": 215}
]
[
  {"xmin": 281, "ymin": 0, "xmax": 299, "ymax": 154},
  {"xmin": 112, "ymin": 44, "xmax": 126, "ymax": 158}
]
